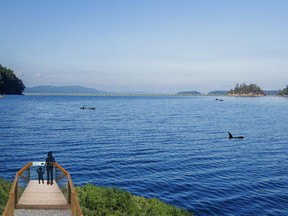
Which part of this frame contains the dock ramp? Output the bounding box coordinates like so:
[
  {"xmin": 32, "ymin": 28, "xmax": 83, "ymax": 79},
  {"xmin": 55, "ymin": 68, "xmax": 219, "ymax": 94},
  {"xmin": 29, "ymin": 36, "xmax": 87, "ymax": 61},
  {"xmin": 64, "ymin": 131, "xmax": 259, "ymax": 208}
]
[{"xmin": 3, "ymin": 162, "xmax": 83, "ymax": 216}]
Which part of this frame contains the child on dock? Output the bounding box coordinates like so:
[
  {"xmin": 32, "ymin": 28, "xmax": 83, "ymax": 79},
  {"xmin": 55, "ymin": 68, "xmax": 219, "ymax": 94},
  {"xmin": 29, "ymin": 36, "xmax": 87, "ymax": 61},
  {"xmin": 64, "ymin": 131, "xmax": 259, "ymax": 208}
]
[{"xmin": 37, "ymin": 166, "xmax": 45, "ymax": 184}]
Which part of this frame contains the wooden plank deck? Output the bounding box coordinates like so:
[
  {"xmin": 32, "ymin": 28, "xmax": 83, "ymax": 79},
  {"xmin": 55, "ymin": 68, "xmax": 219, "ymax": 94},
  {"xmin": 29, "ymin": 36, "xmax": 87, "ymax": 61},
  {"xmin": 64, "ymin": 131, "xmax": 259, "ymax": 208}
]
[{"xmin": 16, "ymin": 180, "xmax": 70, "ymax": 210}]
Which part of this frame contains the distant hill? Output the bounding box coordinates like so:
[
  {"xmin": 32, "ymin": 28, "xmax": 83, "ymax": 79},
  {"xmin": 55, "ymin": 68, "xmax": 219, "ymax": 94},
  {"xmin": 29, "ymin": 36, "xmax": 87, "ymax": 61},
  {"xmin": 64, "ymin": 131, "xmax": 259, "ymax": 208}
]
[
  {"xmin": 25, "ymin": 86, "xmax": 106, "ymax": 94},
  {"xmin": 264, "ymin": 90, "xmax": 280, "ymax": 95},
  {"xmin": 177, "ymin": 91, "xmax": 202, "ymax": 95},
  {"xmin": 208, "ymin": 90, "xmax": 228, "ymax": 95}
]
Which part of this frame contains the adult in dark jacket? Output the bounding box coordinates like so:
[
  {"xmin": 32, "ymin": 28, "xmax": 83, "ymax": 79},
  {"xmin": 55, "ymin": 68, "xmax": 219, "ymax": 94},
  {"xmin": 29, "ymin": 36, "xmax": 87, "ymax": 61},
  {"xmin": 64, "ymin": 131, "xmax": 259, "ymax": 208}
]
[{"xmin": 46, "ymin": 151, "xmax": 56, "ymax": 185}]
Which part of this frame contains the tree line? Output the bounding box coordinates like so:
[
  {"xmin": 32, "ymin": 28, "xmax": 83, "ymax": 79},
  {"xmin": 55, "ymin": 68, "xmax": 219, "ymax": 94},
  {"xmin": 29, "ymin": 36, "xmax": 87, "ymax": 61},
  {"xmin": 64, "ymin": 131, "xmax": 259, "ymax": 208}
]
[{"xmin": 0, "ymin": 64, "xmax": 25, "ymax": 95}]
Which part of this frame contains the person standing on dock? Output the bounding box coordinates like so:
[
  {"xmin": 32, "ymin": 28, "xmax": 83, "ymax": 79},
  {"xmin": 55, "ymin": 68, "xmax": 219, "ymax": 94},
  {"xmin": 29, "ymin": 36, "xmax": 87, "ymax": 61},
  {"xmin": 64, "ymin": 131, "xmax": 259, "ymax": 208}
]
[
  {"xmin": 46, "ymin": 151, "xmax": 56, "ymax": 185},
  {"xmin": 37, "ymin": 166, "xmax": 45, "ymax": 184}
]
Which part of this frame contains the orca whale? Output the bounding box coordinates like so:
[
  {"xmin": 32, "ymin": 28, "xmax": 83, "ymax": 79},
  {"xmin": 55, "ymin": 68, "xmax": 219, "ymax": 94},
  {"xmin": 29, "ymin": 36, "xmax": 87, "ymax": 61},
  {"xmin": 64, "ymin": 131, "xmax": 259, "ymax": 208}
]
[
  {"xmin": 80, "ymin": 106, "xmax": 96, "ymax": 110},
  {"xmin": 228, "ymin": 132, "xmax": 244, "ymax": 139}
]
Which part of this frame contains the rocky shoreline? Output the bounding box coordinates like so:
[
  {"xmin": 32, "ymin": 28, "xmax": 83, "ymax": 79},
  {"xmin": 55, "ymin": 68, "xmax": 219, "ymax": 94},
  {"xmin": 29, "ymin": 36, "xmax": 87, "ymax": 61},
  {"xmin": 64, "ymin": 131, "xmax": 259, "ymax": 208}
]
[{"xmin": 227, "ymin": 93, "xmax": 266, "ymax": 97}]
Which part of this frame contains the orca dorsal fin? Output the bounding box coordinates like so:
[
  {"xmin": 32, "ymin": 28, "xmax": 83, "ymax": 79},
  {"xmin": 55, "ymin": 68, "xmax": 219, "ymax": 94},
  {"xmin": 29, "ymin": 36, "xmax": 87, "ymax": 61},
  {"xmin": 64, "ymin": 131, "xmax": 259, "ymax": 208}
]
[{"xmin": 228, "ymin": 132, "xmax": 233, "ymax": 139}]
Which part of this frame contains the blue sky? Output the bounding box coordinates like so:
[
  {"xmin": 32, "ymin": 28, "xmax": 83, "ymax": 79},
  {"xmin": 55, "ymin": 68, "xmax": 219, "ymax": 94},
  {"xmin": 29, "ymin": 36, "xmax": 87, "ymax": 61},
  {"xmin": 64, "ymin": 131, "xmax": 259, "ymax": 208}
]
[{"xmin": 1, "ymin": 0, "xmax": 287, "ymax": 93}]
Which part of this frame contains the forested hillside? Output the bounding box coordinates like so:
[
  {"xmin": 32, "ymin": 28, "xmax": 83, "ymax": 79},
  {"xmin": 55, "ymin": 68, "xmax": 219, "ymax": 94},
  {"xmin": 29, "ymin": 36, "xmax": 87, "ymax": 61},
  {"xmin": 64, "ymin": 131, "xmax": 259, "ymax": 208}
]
[{"xmin": 0, "ymin": 64, "xmax": 25, "ymax": 95}]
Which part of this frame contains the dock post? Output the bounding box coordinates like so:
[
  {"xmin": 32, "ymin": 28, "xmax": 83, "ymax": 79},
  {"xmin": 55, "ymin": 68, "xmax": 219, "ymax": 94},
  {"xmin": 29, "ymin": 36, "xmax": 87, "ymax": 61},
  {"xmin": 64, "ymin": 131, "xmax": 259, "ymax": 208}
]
[
  {"xmin": 14, "ymin": 180, "xmax": 18, "ymax": 208},
  {"xmin": 68, "ymin": 181, "xmax": 72, "ymax": 204}
]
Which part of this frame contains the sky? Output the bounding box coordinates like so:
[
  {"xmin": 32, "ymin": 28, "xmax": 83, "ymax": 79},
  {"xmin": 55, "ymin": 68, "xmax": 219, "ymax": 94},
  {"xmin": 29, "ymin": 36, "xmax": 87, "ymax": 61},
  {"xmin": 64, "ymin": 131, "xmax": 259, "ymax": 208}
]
[{"xmin": 0, "ymin": 0, "xmax": 287, "ymax": 93}]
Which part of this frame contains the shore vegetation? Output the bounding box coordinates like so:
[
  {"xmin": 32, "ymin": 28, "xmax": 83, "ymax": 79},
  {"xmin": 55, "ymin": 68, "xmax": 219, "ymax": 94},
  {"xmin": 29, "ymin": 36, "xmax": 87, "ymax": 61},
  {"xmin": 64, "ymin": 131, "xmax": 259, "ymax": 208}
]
[
  {"xmin": 278, "ymin": 85, "xmax": 288, "ymax": 96},
  {"xmin": 76, "ymin": 184, "xmax": 193, "ymax": 216},
  {"xmin": 0, "ymin": 178, "xmax": 12, "ymax": 214}
]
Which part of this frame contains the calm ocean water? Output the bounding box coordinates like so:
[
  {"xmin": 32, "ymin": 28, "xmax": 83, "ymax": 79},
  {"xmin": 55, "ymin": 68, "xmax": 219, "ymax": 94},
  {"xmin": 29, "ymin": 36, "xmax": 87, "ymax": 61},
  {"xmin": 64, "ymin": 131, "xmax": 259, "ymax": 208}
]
[{"xmin": 0, "ymin": 95, "xmax": 287, "ymax": 215}]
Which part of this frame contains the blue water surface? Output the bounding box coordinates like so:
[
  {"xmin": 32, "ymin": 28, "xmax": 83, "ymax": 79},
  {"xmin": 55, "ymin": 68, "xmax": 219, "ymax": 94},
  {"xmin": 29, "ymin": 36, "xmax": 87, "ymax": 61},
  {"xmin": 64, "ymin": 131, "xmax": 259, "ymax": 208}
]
[{"xmin": 0, "ymin": 95, "xmax": 287, "ymax": 215}]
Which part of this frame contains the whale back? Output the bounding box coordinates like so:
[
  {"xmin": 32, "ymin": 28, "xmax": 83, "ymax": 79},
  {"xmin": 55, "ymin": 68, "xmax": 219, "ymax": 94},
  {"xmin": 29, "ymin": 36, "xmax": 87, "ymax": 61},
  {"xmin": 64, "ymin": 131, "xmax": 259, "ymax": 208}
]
[{"xmin": 228, "ymin": 132, "xmax": 244, "ymax": 139}]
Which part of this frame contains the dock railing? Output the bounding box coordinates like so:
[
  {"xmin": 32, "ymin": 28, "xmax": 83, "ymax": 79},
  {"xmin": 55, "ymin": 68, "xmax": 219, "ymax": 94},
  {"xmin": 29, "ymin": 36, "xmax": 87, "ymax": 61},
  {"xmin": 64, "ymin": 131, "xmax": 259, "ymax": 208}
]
[
  {"xmin": 3, "ymin": 162, "xmax": 83, "ymax": 216},
  {"xmin": 3, "ymin": 162, "xmax": 32, "ymax": 216},
  {"xmin": 54, "ymin": 163, "xmax": 83, "ymax": 216}
]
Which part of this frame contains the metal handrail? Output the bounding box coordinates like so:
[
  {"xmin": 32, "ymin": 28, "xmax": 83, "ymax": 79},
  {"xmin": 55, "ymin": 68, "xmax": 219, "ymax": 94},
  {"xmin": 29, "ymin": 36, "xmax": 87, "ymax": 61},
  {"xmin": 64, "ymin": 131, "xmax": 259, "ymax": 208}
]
[{"xmin": 3, "ymin": 162, "xmax": 83, "ymax": 216}]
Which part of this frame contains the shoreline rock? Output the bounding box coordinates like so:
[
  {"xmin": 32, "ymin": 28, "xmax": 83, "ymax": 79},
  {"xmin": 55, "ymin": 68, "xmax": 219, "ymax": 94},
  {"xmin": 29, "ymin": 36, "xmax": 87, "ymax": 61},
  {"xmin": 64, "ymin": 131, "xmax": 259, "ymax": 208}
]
[{"xmin": 227, "ymin": 93, "xmax": 266, "ymax": 97}]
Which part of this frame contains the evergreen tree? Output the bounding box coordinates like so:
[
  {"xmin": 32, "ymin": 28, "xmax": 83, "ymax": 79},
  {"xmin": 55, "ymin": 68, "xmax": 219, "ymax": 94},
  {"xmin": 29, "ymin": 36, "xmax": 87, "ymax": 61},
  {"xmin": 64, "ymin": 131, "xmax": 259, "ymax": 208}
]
[{"xmin": 0, "ymin": 64, "xmax": 25, "ymax": 95}]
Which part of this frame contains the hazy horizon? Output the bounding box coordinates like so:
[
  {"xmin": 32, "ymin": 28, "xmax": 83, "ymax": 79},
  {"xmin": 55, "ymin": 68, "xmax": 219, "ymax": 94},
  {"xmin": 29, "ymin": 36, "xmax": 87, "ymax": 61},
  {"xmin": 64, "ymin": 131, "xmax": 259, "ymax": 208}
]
[
  {"xmin": 25, "ymin": 85, "xmax": 283, "ymax": 95},
  {"xmin": 1, "ymin": 1, "xmax": 287, "ymax": 93}
]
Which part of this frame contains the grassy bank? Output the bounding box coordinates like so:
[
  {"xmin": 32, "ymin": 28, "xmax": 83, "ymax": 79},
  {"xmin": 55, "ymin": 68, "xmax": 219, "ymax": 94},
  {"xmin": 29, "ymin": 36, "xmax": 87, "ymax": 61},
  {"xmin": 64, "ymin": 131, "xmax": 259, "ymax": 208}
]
[{"xmin": 0, "ymin": 178, "xmax": 193, "ymax": 215}]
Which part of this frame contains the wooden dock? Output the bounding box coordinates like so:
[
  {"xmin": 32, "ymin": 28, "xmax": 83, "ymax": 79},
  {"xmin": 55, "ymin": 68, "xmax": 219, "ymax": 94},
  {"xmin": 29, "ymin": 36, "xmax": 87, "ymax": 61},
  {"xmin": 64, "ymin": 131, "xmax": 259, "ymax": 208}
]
[
  {"xmin": 3, "ymin": 162, "xmax": 83, "ymax": 216},
  {"xmin": 16, "ymin": 180, "xmax": 69, "ymax": 210}
]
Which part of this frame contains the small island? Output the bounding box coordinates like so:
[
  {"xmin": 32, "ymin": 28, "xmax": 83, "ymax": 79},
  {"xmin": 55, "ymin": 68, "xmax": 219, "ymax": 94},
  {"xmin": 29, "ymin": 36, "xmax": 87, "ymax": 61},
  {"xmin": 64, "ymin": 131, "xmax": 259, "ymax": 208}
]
[
  {"xmin": 226, "ymin": 83, "xmax": 266, "ymax": 96},
  {"xmin": 177, "ymin": 91, "xmax": 201, "ymax": 96}
]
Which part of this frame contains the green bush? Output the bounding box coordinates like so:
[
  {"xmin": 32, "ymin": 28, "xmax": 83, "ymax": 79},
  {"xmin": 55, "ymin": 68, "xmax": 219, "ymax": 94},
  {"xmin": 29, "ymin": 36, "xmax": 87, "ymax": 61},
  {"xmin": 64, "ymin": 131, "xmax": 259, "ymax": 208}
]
[
  {"xmin": 76, "ymin": 184, "xmax": 193, "ymax": 216},
  {"xmin": 0, "ymin": 178, "xmax": 12, "ymax": 214}
]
